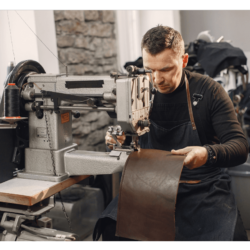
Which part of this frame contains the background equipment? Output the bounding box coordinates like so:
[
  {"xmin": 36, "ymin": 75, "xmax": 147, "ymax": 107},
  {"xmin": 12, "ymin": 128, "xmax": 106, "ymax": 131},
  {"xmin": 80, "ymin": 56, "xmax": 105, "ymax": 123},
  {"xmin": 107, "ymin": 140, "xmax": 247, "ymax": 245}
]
[{"xmin": 0, "ymin": 60, "xmax": 154, "ymax": 240}]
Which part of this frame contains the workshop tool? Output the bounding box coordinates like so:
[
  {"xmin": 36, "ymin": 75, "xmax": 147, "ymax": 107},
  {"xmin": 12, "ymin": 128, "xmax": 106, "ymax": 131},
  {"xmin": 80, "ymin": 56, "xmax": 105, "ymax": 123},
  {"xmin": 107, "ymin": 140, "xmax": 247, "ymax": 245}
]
[
  {"xmin": 0, "ymin": 60, "xmax": 152, "ymax": 181},
  {"xmin": 0, "ymin": 60, "xmax": 155, "ymax": 240}
]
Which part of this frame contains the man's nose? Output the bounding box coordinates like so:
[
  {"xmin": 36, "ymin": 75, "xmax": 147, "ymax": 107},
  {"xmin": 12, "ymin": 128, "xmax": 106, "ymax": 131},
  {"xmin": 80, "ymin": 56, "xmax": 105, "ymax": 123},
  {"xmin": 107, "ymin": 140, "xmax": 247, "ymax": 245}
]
[{"xmin": 153, "ymin": 71, "xmax": 164, "ymax": 85}]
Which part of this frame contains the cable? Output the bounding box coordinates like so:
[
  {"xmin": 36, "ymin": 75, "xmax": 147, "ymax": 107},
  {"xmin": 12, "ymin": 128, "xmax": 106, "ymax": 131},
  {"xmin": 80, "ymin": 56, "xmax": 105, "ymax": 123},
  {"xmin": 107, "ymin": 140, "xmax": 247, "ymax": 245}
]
[
  {"xmin": 14, "ymin": 11, "xmax": 67, "ymax": 71},
  {"xmin": 7, "ymin": 11, "xmax": 16, "ymax": 66}
]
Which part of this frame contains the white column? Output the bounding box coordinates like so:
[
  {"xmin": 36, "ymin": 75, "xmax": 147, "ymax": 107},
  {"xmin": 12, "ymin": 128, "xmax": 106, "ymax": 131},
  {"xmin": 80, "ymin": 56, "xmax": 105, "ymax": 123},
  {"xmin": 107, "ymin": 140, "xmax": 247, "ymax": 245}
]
[
  {"xmin": 0, "ymin": 10, "xmax": 59, "ymax": 95},
  {"xmin": 115, "ymin": 10, "xmax": 141, "ymax": 73},
  {"xmin": 34, "ymin": 10, "xmax": 59, "ymax": 75}
]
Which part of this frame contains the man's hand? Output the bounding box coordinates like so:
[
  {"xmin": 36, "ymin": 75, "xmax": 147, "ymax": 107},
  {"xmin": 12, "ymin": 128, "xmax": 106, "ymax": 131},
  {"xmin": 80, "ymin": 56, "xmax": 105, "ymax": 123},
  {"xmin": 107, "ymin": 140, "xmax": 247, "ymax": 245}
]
[
  {"xmin": 105, "ymin": 131, "xmax": 126, "ymax": 150},
  {"xmin": 171, "ymin": 146, "xmax": 208, "ymax": 170}
]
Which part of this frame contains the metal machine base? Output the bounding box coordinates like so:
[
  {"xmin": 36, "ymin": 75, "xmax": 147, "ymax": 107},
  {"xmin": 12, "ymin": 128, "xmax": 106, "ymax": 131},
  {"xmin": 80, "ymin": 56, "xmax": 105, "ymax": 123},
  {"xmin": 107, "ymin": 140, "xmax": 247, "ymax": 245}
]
[
  {"xmin": 0, "ymin": 196, "xmax": 77, "ymax": 241},
  {"xmin": 17, "ymin": 172, "xmax": 69, "ymax": 182},
  {"xmin": 0, "ymin": 196, "xmax": 55, "ymax": 216}
]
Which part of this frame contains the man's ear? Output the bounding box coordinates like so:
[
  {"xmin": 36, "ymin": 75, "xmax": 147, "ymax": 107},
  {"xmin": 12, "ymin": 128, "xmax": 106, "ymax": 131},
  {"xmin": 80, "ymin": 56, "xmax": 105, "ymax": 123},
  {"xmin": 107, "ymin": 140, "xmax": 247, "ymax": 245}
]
[{"xmin": 182, "ymin": 53, "xmax": 189, "ymax": 68}]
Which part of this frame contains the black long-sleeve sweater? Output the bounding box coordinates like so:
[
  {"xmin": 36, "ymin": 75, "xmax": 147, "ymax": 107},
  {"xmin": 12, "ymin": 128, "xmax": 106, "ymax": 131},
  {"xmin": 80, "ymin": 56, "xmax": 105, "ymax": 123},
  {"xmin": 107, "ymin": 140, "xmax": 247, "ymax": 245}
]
[{"xmin": 150, "ymin": 69, "xmax": 249, "ymax": 168}]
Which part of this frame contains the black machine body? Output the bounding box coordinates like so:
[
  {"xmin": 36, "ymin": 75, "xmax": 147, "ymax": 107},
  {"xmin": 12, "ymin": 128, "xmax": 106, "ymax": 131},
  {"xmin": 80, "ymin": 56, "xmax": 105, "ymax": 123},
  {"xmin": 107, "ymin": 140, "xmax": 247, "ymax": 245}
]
[{"xmin": 0, "ymin": 60, "xmax": 46, "ymax": 183}]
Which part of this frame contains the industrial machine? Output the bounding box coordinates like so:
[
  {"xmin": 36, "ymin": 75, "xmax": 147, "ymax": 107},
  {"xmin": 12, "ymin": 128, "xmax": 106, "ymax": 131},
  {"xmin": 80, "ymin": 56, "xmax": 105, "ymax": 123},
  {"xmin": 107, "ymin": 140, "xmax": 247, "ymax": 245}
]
[{"xmin": 0, "ymin": 60, "xmax": 153, "ymax": 240}]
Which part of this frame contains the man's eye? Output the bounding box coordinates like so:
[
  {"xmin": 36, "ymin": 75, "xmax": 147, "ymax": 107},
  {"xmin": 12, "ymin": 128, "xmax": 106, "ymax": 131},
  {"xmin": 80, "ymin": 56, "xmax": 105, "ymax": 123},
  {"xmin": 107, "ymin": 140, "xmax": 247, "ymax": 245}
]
[{"xmin": 161, "ymin": 68, "xmax": 172, "ymax": 72}]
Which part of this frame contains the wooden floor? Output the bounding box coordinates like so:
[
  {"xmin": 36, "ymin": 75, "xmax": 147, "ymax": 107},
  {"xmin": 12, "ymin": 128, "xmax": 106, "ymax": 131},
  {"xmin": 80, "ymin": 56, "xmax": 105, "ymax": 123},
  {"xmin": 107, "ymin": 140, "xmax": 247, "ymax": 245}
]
[{"xmin": 0, "ymin": 175, "xmax": 90, "ymax": 206}]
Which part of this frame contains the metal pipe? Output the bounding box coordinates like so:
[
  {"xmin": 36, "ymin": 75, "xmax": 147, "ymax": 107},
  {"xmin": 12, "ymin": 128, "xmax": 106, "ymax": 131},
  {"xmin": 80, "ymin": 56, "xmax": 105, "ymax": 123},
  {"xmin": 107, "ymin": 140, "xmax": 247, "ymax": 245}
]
[{"xmin": 40, "ymin": 105, "xmax": 116, "ymax": 112}]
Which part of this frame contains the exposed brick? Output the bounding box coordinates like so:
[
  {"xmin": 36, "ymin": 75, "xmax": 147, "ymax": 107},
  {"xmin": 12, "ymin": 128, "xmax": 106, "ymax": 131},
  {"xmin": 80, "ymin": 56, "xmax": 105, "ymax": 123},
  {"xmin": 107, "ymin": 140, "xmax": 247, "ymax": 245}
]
[
  {"xmin": 87, "ymin": 23, "xmax": 112, "ymax": 37},
  {"xmin": 103, "ymin": 64, "xmax": 116, "ymax": 73},
  {"xmin": 54, "ymin": 10, "xmax": 117, "ymax": 151},
  {"xmin": 58, "ymin": 49, "xmax": 68, "ymax": 63},
  {"xmin": 96, "ymin": 66, "xmax": 103, "ymax": 74},
  {"xmin": 56, "ymin": 20, "xmax": 88, "ymax": 35},
  {"xmin": 57, "ymin": 36, "xmax": 75, "ymax": 48},
  {"xmin": 82, "ymin": 64, "xmax": 94, "ymax": 73},
  {"xmin": 94, "ymin": 45, "xmax": 103, "ymax": 59},
  {"xmin": 103, "ymin": 38, "xmax": 116, "ymax": 58},
  {"xmin": 67, "ymin": 48, "xmax": 87, "ymax": 64},
  {"xmin": 82, "ymin": 51, "xmax": 96, "ymax": 64},
  {"xmin": 74, "ymin": 21, "xmax": 88, "ymax": 34},
  {"xmin": 54, "ymin": 10, "xmax": 65, "ymax": 21},
  {"xmin": 64, "ymin": 10, "xmax": 84, "ymax": 21},
  {"xmin": 84, "ymin": 10, "xmax": 99, "ymax": 21},
  {"xmin": 59, "ymin": 64, "xmax": 66, "ymax": 74},
  {"xmin": 94, "ymin": 57, "xmax": 116, "ymax": 65},
  {"xmin": 88, "ymin": 37, "xmax": 102, "ymax": 51},
  {"xmin": 75, "ymin": 36, "xmax": 89, "ymax": 49},
  {"xmin": 102, "ymin": 11, "xmax": 115, "ymax": 23},
  {"xmin": 56, "ymin": 20, "xmax": 75, "ymax": 34},
  {"xmin": 67, "ymin": 64, "xmax": 85, "ymax": 75}
]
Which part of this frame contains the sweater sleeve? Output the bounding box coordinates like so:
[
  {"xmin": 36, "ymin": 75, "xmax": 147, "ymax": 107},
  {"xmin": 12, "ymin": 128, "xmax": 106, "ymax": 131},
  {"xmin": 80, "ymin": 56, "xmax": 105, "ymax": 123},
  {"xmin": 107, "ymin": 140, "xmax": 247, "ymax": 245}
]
[{"xmin": 206, "ymin": 80, "xmax": 249, "ymax": 168}]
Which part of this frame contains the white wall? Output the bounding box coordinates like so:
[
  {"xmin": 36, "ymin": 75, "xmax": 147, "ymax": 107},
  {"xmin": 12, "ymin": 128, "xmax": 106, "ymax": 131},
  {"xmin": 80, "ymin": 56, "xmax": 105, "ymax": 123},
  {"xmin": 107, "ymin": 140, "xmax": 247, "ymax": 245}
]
[
  {"xmin": 115, "ymin": 10, "xmax": 181, "ymax": 72},
  {"xmin": 34, "ymin": 11, "xmax": 59, "ymax": 75},
  {"xmin": 139, "ymin": 10, "xmax": 181, "ymax": 42},
  {"xmin": 0, "ymin": 10, "xmax": 59, "ymax": 95}
]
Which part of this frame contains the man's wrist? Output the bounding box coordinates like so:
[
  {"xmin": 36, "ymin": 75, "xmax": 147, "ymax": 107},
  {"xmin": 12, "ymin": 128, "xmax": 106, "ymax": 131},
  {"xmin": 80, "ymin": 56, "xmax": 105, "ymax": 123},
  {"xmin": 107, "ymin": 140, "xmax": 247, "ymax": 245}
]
[{"xmin": 203, "ymin": 145, "xmax": 217, "ymax": 166}]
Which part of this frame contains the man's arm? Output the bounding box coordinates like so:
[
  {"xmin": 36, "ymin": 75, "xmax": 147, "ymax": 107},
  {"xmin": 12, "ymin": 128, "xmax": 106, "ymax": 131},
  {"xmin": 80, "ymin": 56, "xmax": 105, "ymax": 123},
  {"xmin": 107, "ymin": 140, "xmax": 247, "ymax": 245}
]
[
  {"xmin": 172, "ymin": 79, "xmax": 249, "ymax": 169},
  {"xmin": 205, "ymin": 81, "xmax": 249, "ymax": 167}
]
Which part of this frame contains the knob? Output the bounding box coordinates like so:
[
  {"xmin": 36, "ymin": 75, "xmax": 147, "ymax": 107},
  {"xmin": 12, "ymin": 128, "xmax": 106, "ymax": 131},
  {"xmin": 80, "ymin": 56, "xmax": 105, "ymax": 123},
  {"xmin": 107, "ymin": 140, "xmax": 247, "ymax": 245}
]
[{"xmin": 72, "ymin": 111, "xmax": 80, "ymax": 118}]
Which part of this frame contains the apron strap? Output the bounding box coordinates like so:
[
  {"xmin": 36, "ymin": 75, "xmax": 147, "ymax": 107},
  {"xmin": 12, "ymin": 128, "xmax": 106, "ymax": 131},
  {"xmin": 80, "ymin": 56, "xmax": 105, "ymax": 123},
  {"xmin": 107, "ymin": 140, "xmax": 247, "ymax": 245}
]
[{"xmin": 185, "ymin": 75, "xmax": 197, "ymax": 130}]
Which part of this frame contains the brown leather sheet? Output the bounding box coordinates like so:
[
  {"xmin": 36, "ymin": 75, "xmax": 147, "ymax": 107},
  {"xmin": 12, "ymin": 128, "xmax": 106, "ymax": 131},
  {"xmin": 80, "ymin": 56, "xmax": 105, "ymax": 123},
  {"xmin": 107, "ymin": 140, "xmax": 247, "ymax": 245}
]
[{"xmin": 116, "ymin": 149, "xmax": 186, "ymax": 241}]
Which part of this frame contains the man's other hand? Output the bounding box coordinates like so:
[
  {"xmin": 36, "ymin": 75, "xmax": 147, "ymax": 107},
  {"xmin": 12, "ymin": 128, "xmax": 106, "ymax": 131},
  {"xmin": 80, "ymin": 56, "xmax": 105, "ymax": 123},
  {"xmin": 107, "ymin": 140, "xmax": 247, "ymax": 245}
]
[
  {"xmin": 105, "ymin": 131, "xmax": 126, "ymax": 150},
  {"xmin": 171, "ymin": 146, "xmax": 208, "ymax": 169}
]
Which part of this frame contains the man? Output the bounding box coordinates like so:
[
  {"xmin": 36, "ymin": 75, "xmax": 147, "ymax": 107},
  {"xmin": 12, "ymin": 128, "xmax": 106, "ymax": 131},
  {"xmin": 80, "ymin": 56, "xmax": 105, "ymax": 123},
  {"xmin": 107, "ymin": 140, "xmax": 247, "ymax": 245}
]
[{"xmin": 93, "ymin": 25, "xmax": 249, "ymax": 241}]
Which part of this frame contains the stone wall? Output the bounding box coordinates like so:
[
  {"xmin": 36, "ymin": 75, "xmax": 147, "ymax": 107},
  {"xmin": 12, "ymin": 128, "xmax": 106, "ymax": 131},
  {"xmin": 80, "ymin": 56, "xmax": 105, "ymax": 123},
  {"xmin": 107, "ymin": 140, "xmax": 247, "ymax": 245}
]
[{"xmin": 54, "ymin": 10, "xmax": 117, "ymax": 151}]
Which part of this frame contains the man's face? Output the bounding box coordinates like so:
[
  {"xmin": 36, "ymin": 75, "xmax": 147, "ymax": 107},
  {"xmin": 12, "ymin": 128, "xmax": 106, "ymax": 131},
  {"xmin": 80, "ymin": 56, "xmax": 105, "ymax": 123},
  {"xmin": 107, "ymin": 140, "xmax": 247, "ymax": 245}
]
[{"xmin": 143, "ymin": 48, "xmax": 189, "ymax": 94}]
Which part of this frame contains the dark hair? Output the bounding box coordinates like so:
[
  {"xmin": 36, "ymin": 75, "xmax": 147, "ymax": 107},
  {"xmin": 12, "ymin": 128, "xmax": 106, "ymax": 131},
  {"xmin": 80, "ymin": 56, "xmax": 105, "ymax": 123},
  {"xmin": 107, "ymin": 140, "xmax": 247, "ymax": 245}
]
[{"xmin": 141, "ymin": 25, "xmax": 184, "ymax": 56}]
